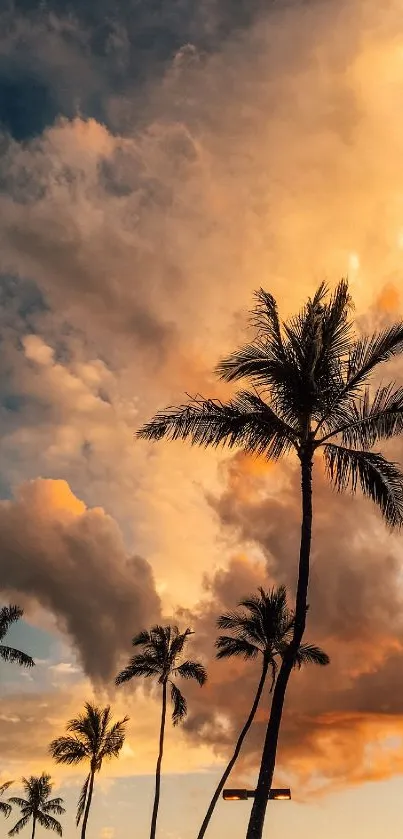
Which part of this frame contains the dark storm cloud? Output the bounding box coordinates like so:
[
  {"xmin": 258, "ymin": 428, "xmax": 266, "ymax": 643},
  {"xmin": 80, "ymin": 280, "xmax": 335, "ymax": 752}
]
[
  {"xmin": 0, "ymin": 0, "xmax": 300, "ymax": 140},
  {"xmin": 0, "ymin": 479, "xmax": 161, "ymax": 683}
]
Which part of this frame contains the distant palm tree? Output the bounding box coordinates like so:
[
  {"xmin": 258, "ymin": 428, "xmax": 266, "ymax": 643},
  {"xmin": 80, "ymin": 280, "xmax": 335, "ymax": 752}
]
[
  {"xmin": 8, "ymin": 773, "xmax": 64, "ymax": 838},
  {"xmin": 116, "ymin": 625, "xmax": 207, "ymax": 839},
  {"xmin": 197, "ymin": 585, "xmax": 329, "ymax": 839},
  {"xmin": 49, "ymin": 703, "xmax": 128, "ymax": 839},
  {"xmin": 0, "ymin": 782, "xmax": 13, "ymax": 819},
  {"xmin": 0, "ymin": 606, "xmax": 34, "ymax": 670},
  {"xmin": 138, "ymin": 280, "xmax": 403, "ymax": 839}
]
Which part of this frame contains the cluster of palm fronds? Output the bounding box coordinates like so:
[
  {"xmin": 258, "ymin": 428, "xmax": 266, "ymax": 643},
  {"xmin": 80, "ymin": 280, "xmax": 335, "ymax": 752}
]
[{"xmin": 1, "ymin": 590, "xmax": 328, "ymax": 839}]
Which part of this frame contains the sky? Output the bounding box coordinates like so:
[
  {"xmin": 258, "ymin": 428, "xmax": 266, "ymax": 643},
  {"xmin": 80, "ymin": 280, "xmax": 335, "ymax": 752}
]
[{"xmin": 1, "ymin": 0, "xmax": 403, "ymax": 837}]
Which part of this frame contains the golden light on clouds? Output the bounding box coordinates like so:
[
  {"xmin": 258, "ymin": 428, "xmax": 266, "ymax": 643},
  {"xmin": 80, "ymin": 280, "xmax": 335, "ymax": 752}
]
[{"xmin": 2, "ymin": 0, "xmax": 403, "ymax": 818}]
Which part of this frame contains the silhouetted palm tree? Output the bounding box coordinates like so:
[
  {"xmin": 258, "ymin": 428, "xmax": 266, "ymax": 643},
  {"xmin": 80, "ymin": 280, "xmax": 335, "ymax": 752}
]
[
  {"xmin": 0, "ymin": 606, "xmax": 34, "ymax": 670},
  {"xmin": 138, "ymin": 280, "xmax": 403, "ymax": 839},
  {"xmin": 116, "ymin": 625, "xmax": 207, "ymax": 839},
  {"xmin": 197, "ymin": 585, "xmax": 329, "ymax": 839},
  {"xmin": 8, "ymin": 773, "xmax": 64, "ymax": 838},
  {"xmin": 0, "ymin": 782, "xmax": 13, "ymax": 819},
  {"xmin": 49, "ymin": 703, "xmax": 127, "ymax": 839}
]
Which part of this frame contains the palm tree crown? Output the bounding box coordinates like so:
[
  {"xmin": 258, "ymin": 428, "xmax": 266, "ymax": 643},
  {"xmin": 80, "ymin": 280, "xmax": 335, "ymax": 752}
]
[
  {"xmin": 0, "ymin": 606, "xmax": 35, "ymax": 670},
  {"xmin": 8, "ymin": 773, "xmax": 64, "ymax": 837},
  {"xmin": 196, "ymin": 586, "xmax": 328, "ymax": 839},
  {"xmin": 49, "ymin": 703, "xmax": 128, "ymax": 830},
  {"xmin": 216, "ymin": 585, "xmax": 329, "ymax": 682},
  {"xmin": 138, "ymin": 280, "xmax": 403, "ymax": 527},
  {"xmin": 116, "ymin": 625, "xmax": 207, "ymax": 723}
]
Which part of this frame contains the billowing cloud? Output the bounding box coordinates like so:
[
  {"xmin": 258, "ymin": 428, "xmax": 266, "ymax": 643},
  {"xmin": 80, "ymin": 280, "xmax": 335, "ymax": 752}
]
[
  {"xmin": 0, "ymin": 479, "xmax": 161, "ymax": 682},
  {"xmin": 171, "ymin": 453, "xmax": 403, "ymax": 794}
]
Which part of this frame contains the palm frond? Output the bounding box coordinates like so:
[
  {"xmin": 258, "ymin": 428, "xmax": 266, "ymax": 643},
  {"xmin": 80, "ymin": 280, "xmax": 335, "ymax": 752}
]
[
  {"xmin": 137, "ymin": 392, "xmax": 296, "ymax": 460},
  {"xmin": 251, "ymin": 289, "xmax": 286, "ymax": 356},
  {"xmin": 115, "ymin": 654, "xmax": 161, "ymax": 685},
  {"xmin": 215, "ymin": 635, "xmax": 259, "ymax": 660},
  {"xmin": 37, "ymin": 812, "xmax": 63, "ymax": 836},
  {"xmin": 293, "ymin": 643, "xmax": 330, "ymax": 668},
  {"xmin": 216, "ymin": 611, "xmax": 246, "ymax": 631},
  {"xmin": 0, "ymin": 782, "xmax": 13, "ymax": 796},
  {"xmin": 49, "ymin": 736, "xmax": 89, "ymax": 765},
  {"xmin": 0, "ymin": 646, "xmax": 34, "ymax": 668},
  {"xmin": 0, "ymin": 606, "xmax": 23, "ymax": 642},
  {"xmin": 131, "ymin": 629, "xmax": 152, "ymax": 647},
  {"xmin": 170, "ymin": 682, "xmax": 187, "ymax": 725},
  {"xmin": 101, "ymin": 717, "xmax": 129, "ymax": 759},
  {"xmin": 347, "ymin": 322, "xmax": 403, "ymax": 390},
  {"xmin": 0, "ymin": 801, "xmax": 12, "ymax": 818},
  {"xmin": 321, "ymin": 384, "xmax": 403, "ymax": 448},
  {"xmin": 42, "ymin": 799, "xmax": 65, "ymax": 816},
  {"xmin": 168, "ymin": 627, "xmax": 193, "ymax": 663},
  {"xmin": 175, "ymin": 660, "xmax": 207, "ymax": 685},
  {"xmin": 76, "ymin": 775, "xmax": 89, "ymax": 826},
  {"xmin": 8, "ymin": 814, "xmax": 30, "ymax": 836},
  {"xmin": 323, "ymin": 444, "xmax": 403, "ymax": 527},
  {"xmin": 7, "ymin": 799, "xmax": 27, "ymax": 809}
]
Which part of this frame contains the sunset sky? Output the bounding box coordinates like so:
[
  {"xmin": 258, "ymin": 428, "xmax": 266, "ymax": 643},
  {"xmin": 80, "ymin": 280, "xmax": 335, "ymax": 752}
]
[{"xmin": 2, "ymin": 0, "xmax": 403, "ymax": 837}]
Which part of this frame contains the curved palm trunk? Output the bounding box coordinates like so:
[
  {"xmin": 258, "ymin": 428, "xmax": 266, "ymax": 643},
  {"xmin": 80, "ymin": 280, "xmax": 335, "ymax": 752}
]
[
  {"xmin": 80, "ymin": 769, "xmax": 96, "ymax": 839},
  {"xmin": 150, "ymin": 680, "xmax": 167, "ymax": 839},
  {"xmin": 31, "ymin": 817, "xmax": 37, "ymax": 839},
  {"xmin": 197, "ymin": 658, "xmax": 270, "ymax": 839},
  {"xmin": 246, "ymin": 453, "xmax": 313, "ymax": 839}
]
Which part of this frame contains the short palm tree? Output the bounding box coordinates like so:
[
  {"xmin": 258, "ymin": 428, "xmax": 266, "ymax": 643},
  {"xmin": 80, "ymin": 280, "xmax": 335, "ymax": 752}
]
[
  {"xmin": 116, "ymin": 625, "xmax": 207, "ymax": 839},
  {"xmin": 0, "ymin": 606, "xmax": 34, "ymax": 670},
  {"xmin": 197, "ymin": 585, "xmax": 329, "ymax": 839},
  {"xmin": 138, "ymin": 280, "xmax": 403, "ymax": 839},
  {"xmin": 8, "ymin": 773, "xmax": 64, "ymax": 838},
  {"xmin": 0, "ymin": 782, "xmax": 13, "ymax": 819},
  {"xmin": 49, "ymin": 703, "xmax": 128, "ymax": 839}
]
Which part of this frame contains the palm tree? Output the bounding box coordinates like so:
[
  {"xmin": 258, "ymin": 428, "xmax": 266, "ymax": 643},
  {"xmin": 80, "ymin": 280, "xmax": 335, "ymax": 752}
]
[
  {"xmin": 0, "ymin": 606, "xmax": 34, "ymax": 670},
  {"xmin": 138, "ymin": 280, "xmax": 403, "ymax": 839},
  {"xmin": 116, "ymin": 625, "xmax": 207, "ymax": 839},
  {"xmin": 49, "ymin": 703, "xmax": 127, "ymax": 839},
  {"xmin": 8, "ymin": 773, "xmax": 64, "ymax": 838},
  {"xmin": 0, "ymin": 782, "xmax": 13, "ymax": 819},
  {"xmin": 197, "ymin": 585, "xmax": 329, "ymax": 839}
]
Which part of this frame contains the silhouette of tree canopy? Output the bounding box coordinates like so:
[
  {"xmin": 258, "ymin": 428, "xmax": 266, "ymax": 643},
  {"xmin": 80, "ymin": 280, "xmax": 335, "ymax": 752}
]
[
  {"xmin": 138, "ymin": 280, "xmax": 403, "ymax": 839},
  {"xmin": 49, "ymin": 703, "xmax": 127, "ymax": 839},
  {"xmin": 197, "ymin": 585, "xmax": 329, "ymax": 839},
  {"xmin": 116, "ymin": 625, "xmax": 207, "ymax": 839},
  {"xmin": 8, "ymin": 773, "xmax": 64, "ymax": 838}
]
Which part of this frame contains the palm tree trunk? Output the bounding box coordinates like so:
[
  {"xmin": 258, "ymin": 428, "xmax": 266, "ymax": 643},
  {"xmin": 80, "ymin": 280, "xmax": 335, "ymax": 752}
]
[
  {"xmin": 80, "ymin": 769, "xmax": 96, "ymax": 839},
  {"xmin": 150, "ymin": 680, "xmax": 167, "ymax": 839},
  {"xmin": 197, "ymin": 658, "xmax": 269, "ymax": 839},
  {"xmin": 246, "ymin": 452, "xmax": 313, "ymax": 839},
  {"xmin": 31, "ymin": 817, "xmax": 36, "ymax": 839}
]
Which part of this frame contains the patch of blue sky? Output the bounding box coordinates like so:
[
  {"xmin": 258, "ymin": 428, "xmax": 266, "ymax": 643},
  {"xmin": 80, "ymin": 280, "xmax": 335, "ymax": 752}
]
[{"xmin": 0, "ymin": 616, "xmax": 83, "ymax": 694}]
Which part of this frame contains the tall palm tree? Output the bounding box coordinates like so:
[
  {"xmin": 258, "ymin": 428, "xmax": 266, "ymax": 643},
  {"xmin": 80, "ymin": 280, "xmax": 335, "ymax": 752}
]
[
  {"xmin": 0, "ymin": 782, "xmax": 13, "ymax": 819},
  {"xmin": 8, "ymin": 773, "xmax": 64, "ymax": 838},
  {"xmin": 0, "ymin": 606, "xmax": 34, "ymax": 670},
  {"xmin": 138, "ymin": 280, "xmax": 403, "ymax": 839},
  {"xmin": 49, "ymin": 703, "xmax": 128, "ymax": 839},
  {"xmin": 197, "ymin": 585, "xmax": 329, "ymax": 839},
  {"xmin": 116, "ymin": 625, "xmax": 207, "ymax": 839}
]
